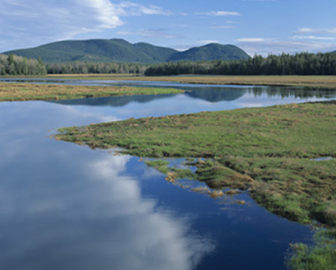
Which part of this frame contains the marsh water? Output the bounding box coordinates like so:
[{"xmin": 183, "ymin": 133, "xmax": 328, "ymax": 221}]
[{"xmin": 1, "ymin": 79, "xmax": 336, "ymax": 270}]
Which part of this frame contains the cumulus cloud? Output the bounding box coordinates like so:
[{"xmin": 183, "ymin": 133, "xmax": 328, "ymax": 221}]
[{"xmin": 0, "ymin": 0, "xmax": 171, "ymax": 52}]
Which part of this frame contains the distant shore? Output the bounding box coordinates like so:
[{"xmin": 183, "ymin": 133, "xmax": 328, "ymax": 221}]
[{"xmin": 43, "ymin": 74, "xmax": 336, "ymax": 89}]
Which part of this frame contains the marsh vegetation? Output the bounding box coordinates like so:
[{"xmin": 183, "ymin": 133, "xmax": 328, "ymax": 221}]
[
  {"xmin": 0, "ymin": 82, "xmax": 182, "ymax": 101},
  {"xmin": 57, "ymin": 100, "xmax": 336, "ymax": 269}
]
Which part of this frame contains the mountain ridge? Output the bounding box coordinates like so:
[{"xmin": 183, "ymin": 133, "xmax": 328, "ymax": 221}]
[
  {"xmin": 168, "ymin": 43, "xmax": 249, "ymax": 62},
  {"xmin": 3, "ymin": 39, "xmax": 250, "ymax": 64}
]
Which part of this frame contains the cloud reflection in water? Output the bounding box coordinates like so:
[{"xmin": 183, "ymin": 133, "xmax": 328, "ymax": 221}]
[{"xmin": 0, "ymin": 101, "xmax": 214, "ymax": 270}]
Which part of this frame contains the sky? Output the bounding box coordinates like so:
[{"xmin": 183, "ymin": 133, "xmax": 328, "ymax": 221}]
[{"xmin": 0, "ymin": 0, "xmax": 336, "ymax": 55}]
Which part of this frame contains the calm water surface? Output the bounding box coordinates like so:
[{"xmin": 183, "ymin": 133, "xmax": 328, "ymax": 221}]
[{"xmin": 1, "ymin": 80, "xmax": 335, "ymax": 270}]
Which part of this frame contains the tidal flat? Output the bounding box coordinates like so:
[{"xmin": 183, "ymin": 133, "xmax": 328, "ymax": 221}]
[{"xmin": 57, "ymin": 100, "xmax": 336, "ymax": 269}]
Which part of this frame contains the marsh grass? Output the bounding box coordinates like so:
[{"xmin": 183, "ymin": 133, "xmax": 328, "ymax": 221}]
[
  {"xmin": 56, "ymin": 101, "xmax": 336, "ymax": 225},
  {"xmin": 145, "ymin": 159, "xmax": 196, "ymax": 181},
  {"xmin": 145, "ymin": 160, "xmax": 170, "ymax": 174},
  {"xmin": 0, "ymin": 83, "xmax": 183, "ymax": 102},
  {"xmin": 56, "ymin": 101, "xmax": 336, "ymax": 269},
  {"xmin": 287, "ymin": 229, "xmax": 336, "ymax": 270}
]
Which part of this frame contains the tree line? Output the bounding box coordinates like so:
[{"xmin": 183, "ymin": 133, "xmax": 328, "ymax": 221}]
[
  {"xmin": 1, "ymin": 52, "xmax": 335, "ymax": 76},
  {"xmin": 0, "ymin": 54, "xmax": 147, "ymax": 75},
  {"xmin": 145, "ymin": 52, "xmax": 336, "ymax": 76},
  {"xmin": 0, "ymin": 54, "xmax": 46, "ymax": 75},
  {"xmin": 46, "ymin": 62, "xmax": 148, "ymax": 74}
]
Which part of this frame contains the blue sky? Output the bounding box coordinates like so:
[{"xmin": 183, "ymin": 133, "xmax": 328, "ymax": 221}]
[{"xmin": 1, "ymin": 0, "xmax": 336, "ymax": 55}]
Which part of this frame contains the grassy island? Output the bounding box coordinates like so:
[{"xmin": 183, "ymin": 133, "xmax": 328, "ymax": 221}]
[
  {"xmin": 56, "ymin": 101, "xmax": 336, "ymax": 269},
  {"xmin": 0, "ymin": 82, "xmax": 183, "ymax": 102}
]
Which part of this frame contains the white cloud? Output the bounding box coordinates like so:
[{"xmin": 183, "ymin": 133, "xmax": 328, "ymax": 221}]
[
  {"xmin": 80, "ymin": 0, "xmax": 124, "ymax": 28},
  {"xmin": 236, "ymin": 38, "xmax": 266, "ymax": 42},
  {"xmin": 292, "ymin": 35, "xmax": 336, "ymax": 41},
  {"xmin": 236, "ymin": 38, "xmax": 336, "ymax": 55},
  {"xmin": 116, "ymin": 2, "xmax": 172, "ymax": 16},
  {"xmin": 197, "ymin": 40, "xmax": 220, "ymax": 45},
  {"xmin": 0, "ymin": 0, "xmax": 171, "ymax": 52},
  {"xmin": 198, "ymin": 11, "xmax": 241, "ymax": 16},
  {"xmin": 296, "ymin": 27, "xmax": 336, "ymax": 34},
  {"xmin": 296, "ymin": 28, "xmax": 315, "ymax": 33}
]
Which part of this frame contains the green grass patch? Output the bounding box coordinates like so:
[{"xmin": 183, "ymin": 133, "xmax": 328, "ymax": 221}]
[
  {"xmin": 145, "ymin": 160, "xmax": 170, "ymax": 174},
  {"xmin": 145, "ymin": 159, "xmax": 196, "ymax": 180}
]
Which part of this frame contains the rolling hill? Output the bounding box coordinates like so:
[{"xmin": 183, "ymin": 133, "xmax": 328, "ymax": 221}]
[
  {"xmin": 3, "ymin": 39, "xmax": 250, "ymax": 64},
  {"xmin": 168, "ymin": 43, "xmax": 249, "ymax": 61}
]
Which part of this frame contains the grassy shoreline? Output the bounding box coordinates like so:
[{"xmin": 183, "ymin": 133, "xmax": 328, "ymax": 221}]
[
  {"xmin": 56, "ymin": 101, "xmax": 336, "ymax": 268},
  {"xmin": 0, "ymin": 82, "xmax": 183, "ymax": 102},
  {"xmin": 56, "ymin": 101, "xmax": 336, "ymax": 225}
]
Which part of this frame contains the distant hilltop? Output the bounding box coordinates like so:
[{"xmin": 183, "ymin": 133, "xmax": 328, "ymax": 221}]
[{"xmin": 3, "ymin": 39, "xmax": 250, "ymax": 64}]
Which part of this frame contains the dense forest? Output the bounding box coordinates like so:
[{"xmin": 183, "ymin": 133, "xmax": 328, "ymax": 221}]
[
  {"xmin": 1, "ymin": 52, "xmax": 336, "ymax": 76},
  {"xmin": 145, "ymin": 52, "xmax": 336, "ymax": 76},
  {"xmin": 0, "ymin": 54, "xmax": 46, "ymax": 75},
  {"xmin": 46, "ymin": 62, "xmax": 148, "ymax": 74}
]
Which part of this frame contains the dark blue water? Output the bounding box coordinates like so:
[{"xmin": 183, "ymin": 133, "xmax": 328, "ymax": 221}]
[{"xmin": 1, "ymin": 81, "xmax": 333, "ymax": 270}]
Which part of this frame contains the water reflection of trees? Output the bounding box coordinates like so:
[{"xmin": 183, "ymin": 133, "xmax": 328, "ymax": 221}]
[
  {"xmin": 186, "ymin": 87, "xmax": 246, "ymax": 102},
  {"xmin": 248, "ymin": 87, "xmax": 336, "ymax": 99}
]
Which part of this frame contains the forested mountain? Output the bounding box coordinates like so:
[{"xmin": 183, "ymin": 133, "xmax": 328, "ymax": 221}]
[
  {"xmin": 168, "ymin": 44, "xmax": 249, "ymax": 61},
  {"xmin": 4, "ymin": 39, "xmax": 176, "ymax": 63},
  {"xmin": 3, "ymin": 39, "xmax": 249, "ymax": 64}
]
